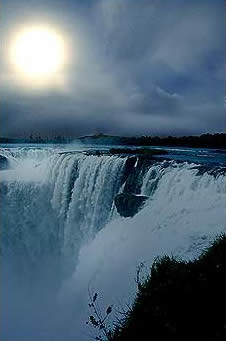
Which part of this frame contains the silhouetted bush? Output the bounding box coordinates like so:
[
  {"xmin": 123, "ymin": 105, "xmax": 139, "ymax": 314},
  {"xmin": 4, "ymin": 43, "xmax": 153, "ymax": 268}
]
[{"xmin": 111, "ymin": 234, "xmax": 225, "ymax": 339}]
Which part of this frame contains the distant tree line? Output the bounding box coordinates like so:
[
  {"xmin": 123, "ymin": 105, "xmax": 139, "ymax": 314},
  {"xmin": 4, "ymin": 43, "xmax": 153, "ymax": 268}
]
[
  {"xmin": 0, "ymin": 133, "xmax": 225, "ymax": 149},
  {"xmin": 120, "ymin": 133, "xmax": 226, "ymax": 149},
  {"xmin": 0, "ymin": 133, "xmax": 71, "ymax": 144}
]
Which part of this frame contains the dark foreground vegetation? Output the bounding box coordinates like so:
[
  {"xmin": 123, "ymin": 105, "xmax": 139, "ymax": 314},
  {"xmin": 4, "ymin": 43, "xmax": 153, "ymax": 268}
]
[{"xmin": 88, "ymin": 234, "xmax": 225, "ymax": 340}]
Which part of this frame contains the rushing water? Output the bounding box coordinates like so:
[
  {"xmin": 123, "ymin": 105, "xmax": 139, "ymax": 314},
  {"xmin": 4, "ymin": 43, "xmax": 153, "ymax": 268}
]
[{"xmin": 0, "ymin": 144, "xmax": 225, "ymax": 340}]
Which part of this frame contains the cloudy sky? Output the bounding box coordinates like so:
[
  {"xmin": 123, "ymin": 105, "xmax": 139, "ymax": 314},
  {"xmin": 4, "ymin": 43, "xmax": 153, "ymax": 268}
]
[{"xmin": 0, "ymin": 0, "xmax": 224, "ymax": 137}]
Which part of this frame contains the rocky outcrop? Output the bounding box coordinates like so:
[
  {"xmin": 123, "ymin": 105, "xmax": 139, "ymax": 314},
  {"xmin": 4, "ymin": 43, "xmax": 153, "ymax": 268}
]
[
  {"xmin": 115, "ymin": 193, "xmax": 148, "ymax": 218},
  {"xmin": 0, "ymin": 155, "xmax": 10, "ymax": 170},
  {"xmin": 123, "ymin": 157, "xmax": 155, "ymax": 194}
]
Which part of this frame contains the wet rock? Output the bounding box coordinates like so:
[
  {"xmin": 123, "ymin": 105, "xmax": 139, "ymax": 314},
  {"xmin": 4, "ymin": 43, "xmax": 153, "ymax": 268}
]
[
  {"xmin": 115, "ymin": 192, "xmax": 148, "ymax": 218},
  {"xmin": 123, "ymin": 157, "xmax": 154, "ymax": 194},
  {"xmin": 120, "ymin": 156, "xmax": 137, "ymax": 186},
  {"xmin": 192, "ymin": 165, "xmax": 226, "ymax": 178},
  {"xmin": 0, "ymin": 155, "xmax": 10, "ymax": 170}
]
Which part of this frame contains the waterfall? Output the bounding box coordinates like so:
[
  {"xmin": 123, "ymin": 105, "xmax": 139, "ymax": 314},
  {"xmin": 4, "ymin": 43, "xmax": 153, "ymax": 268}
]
[
  {"xmin": 46, "ymin": 152, "xmax": 128, "ymax": 272},
  {"xmin": 1, "ymin": 149, "xmax": 225, "ymax": 278},
  {"xmin": 0, "ymin": 150, "xmax": 127, "ymax": 276},
  {"xmin": 0, "ymin": 147, "xmax": 225, "ymax": 341}
]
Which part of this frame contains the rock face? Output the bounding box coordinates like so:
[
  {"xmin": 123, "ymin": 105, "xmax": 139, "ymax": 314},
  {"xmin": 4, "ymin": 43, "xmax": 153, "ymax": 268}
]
[
  {"xmin": 123, "ymin": 157, "xmax": 154, "ymax": 194},
  {"xmin": 115, "ymin": 193, "xmax": 148, "ymax": 218},
  {"xmin": 0, "ymin": 155, "xmax": 9, "ymax": 170}
]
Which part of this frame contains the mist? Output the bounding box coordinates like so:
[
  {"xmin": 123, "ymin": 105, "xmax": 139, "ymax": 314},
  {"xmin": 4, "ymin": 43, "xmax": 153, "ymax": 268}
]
[{"xmin": 1, "ymin": 150, "xmax": 224, "ymax": 340}]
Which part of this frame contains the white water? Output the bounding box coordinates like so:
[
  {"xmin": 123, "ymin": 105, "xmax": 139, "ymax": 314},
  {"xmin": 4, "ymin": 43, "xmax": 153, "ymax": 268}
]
[{"xmin": 0, "ymin": 147, "xmax": 225, "ymax": 340}]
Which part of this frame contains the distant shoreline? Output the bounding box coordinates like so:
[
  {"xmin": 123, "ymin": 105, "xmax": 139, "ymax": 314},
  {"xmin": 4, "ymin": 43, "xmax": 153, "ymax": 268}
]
[{"xmin": 0, "ymin": 133, "xmax": 225, "ymax": 149}]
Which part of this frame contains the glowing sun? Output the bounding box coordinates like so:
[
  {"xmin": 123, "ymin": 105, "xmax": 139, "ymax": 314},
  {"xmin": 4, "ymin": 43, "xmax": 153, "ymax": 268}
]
[{"xmin": 10, "ymin": 26, "xmax": 66, "ymax": 81}]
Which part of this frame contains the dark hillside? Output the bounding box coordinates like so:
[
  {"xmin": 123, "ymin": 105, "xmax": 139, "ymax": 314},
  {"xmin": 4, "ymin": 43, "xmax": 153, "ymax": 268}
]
[{"xmin": 111, "ymin": 235, "xmax": 225, "ymax": 339}]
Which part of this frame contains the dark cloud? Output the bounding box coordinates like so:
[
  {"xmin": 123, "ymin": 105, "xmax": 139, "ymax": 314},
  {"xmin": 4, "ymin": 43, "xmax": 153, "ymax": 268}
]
[{"xmin": 0, "ymin": 0, "xmax": 224, "ymax": 137}]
